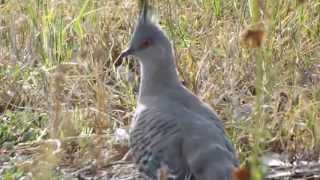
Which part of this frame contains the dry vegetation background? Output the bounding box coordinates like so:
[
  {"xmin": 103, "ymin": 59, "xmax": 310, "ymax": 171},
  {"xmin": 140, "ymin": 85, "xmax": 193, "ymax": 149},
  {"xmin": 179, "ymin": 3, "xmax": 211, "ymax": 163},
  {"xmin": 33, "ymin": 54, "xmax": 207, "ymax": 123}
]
[{"xmin": 0, "ymin": 0, "xmax": 319, "ymax": 179}]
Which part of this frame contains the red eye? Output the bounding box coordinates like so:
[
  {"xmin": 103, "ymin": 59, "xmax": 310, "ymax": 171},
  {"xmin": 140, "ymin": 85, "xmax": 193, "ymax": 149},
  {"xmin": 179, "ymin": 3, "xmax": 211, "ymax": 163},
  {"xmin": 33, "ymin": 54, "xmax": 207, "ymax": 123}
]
[{"xmin": 139, "ymin": 39, "xmax": 152, "ymax": 49}]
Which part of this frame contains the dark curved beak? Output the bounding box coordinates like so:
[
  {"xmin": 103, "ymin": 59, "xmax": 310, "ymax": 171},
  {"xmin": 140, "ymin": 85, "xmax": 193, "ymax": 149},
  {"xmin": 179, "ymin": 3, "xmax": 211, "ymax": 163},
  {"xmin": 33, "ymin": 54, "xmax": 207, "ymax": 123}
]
[{"xmin": 114, "ymin": 48, "xmax": 133, "ymax": 67}]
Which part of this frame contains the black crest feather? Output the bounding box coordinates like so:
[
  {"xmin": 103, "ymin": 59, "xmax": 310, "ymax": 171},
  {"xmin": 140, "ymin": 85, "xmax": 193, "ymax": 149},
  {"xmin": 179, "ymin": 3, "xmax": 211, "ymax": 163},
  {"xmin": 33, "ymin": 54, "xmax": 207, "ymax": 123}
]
[{"xmin": 139, "ymin": 0, "xmax": 154, "ymax": 24}]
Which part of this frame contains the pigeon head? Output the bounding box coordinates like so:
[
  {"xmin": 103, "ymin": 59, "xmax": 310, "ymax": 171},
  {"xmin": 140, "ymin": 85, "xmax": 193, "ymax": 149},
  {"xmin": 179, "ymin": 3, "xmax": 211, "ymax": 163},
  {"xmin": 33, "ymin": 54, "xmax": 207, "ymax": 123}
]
[{"xmin": 117, "ymin": 0, "xmax": 172, "ymax": 64}]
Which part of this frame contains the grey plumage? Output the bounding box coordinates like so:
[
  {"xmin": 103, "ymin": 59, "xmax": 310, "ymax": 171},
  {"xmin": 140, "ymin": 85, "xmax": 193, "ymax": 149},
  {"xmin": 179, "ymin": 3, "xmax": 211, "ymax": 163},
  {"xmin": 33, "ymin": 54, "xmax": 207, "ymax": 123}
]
[{"xmin": 117, "ymin": 1, "xmax": 239, "ymax": 179}]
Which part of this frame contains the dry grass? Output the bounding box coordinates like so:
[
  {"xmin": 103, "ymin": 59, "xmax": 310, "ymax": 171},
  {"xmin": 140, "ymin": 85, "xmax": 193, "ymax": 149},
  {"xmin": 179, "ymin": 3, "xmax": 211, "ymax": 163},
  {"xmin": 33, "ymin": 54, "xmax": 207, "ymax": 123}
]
[{"xmin": 0, "ymin": 0, "xmax": 319, "ymax": 179}]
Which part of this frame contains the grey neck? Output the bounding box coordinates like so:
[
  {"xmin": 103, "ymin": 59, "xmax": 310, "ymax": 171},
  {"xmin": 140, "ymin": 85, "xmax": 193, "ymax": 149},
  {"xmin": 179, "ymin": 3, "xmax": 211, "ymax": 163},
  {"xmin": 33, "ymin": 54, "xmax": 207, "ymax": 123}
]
[{"xmin": 138, "ymin": 53, "xmax": 181, "ymax": 104}]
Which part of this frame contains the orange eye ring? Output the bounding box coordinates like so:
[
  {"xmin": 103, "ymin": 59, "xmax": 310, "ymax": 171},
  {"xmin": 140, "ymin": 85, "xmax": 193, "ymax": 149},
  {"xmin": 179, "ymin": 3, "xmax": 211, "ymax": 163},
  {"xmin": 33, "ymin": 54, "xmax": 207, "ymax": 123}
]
[{"xmin": 139, "ymin": 39, "xmax": 152, "ymax": 49}]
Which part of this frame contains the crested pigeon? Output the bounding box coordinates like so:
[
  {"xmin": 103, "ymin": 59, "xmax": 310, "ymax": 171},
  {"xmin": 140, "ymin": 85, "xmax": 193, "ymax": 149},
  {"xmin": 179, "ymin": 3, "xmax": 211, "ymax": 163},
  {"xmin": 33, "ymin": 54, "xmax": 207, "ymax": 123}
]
[{"xmin": 116, "ymin": 1, "xmax": 239, "ymax": 179}]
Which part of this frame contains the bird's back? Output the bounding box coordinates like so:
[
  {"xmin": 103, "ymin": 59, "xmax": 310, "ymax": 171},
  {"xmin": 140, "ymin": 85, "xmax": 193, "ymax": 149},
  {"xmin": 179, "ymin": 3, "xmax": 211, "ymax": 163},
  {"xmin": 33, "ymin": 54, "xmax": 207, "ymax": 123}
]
[
  {"xmin": 130, "ymin": 90, "xmax": 238, "ymax": 180},
  {"xmin": 130, "ymin": 105, "xmax": 189, "ymax": 179}
]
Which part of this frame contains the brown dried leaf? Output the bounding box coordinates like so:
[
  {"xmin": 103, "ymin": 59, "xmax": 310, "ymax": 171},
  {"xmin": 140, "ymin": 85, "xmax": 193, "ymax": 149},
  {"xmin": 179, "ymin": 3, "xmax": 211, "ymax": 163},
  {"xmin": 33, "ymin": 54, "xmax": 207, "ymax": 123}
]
[
  {"xmin": 233, "ymin": 167, "xmax": 251, "ymax": 180},
  {"xmin": 240, "ymin": 23, "xmax": 266, "ymax": 48}
]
